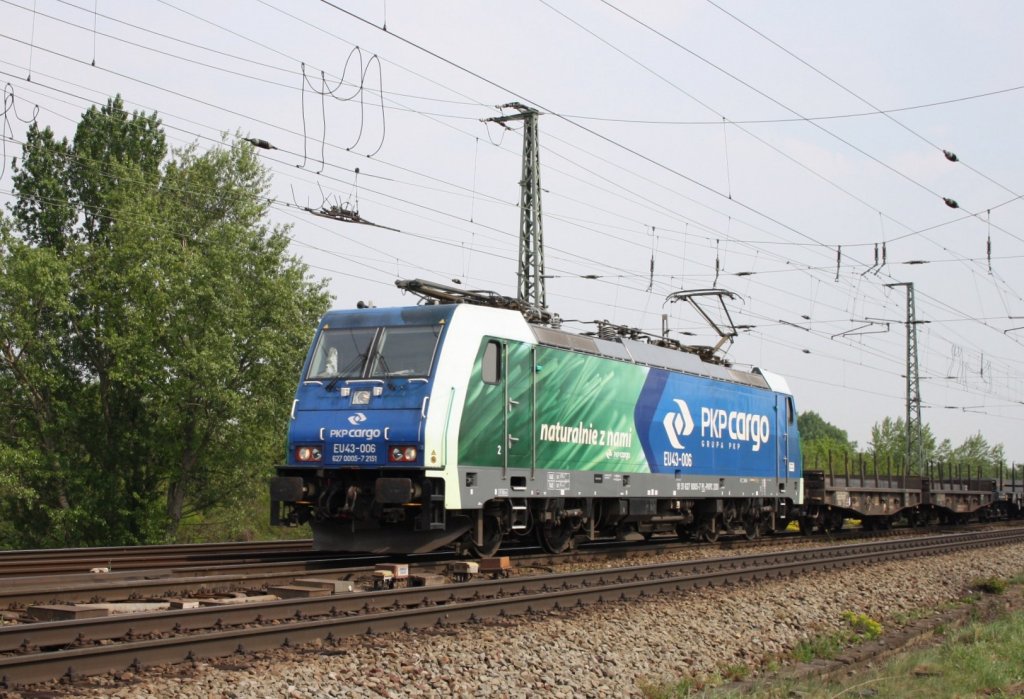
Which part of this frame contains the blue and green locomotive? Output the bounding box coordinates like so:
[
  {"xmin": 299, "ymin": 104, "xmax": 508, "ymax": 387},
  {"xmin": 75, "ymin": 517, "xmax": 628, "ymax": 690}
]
[{"xmin": 270, "ymin": 280, "xmax": 803, "ymax": 554}]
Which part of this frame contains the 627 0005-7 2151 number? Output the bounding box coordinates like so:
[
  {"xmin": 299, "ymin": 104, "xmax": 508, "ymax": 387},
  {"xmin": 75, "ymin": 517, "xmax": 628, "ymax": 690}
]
[
  {"xmin": 332, "ymin": 454, "xmax": 380, "ymax": 464},
  {"xmin": 331, "ymin": 442, "xmax": 378, "ymax": 464}
]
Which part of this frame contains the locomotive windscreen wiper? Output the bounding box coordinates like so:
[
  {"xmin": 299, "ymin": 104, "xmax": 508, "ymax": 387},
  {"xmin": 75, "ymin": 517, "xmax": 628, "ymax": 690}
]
[
  {"xmin": 324, "ymin": 353, "xmax": 369, "ymax": 392},
  {"xmin": 368, "ymin": 346, "xmax": 394, "ymax": 377}
]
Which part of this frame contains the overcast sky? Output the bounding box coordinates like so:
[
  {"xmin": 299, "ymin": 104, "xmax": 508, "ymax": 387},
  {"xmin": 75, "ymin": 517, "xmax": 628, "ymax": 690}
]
[{"xmin": 2, "ymin": 1, "xmax": 1023, "ymax": 465}]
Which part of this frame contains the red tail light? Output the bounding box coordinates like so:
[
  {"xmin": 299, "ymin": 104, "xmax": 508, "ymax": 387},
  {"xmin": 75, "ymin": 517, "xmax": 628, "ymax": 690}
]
[
  {"xmin": 295, "ymin": 445, "xmax": 323, "ymax": 463},
  {"xmin": 388, "ymin": 445, "xmax": 418, "ymax": 463}
]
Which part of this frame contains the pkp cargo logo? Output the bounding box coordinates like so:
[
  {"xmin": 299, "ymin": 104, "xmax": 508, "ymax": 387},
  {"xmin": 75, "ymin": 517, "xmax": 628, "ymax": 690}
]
[
  {"xmin": 662, "ymin": 399, "xmax": 694, "ymax": 450},
  {"xmin": 347, "ymin": 412, "xmax": 367, "ymax": 426}
]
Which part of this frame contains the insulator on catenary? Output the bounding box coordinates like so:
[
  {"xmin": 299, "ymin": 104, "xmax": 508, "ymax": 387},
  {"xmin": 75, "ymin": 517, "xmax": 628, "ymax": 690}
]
[{"xmin": 245, "ymin": 138, "xmax": 276, "ymax": 150}]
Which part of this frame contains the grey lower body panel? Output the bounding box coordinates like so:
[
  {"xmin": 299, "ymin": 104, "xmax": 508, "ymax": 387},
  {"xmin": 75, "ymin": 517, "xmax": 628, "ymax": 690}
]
[{"xmin": 457, "ymin": 465, "xmax": 794, "ymax": 508}]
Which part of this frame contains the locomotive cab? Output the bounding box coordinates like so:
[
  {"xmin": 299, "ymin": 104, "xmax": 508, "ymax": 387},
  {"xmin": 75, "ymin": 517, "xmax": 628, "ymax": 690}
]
[{"xmin": 271, "ymin": 304, "xmax": 467, "ymax": 553}]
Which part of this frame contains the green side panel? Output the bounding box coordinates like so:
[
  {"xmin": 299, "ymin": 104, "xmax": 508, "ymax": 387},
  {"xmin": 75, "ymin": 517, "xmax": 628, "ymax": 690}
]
[
  {"xmin": 534, "ymin": 345, "xmax": 649, "ymax": 472},
  {"xmin": 458, "ymin": 339, "xmax": 650, "ymax": 472},
  {"xmin": 457, "ymin": 339, "xmax": 509, "ymax": 468}
]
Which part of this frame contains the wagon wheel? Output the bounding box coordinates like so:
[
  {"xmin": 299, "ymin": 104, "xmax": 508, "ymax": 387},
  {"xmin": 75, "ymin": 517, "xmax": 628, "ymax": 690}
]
[
  {"xmin": 700, "ymin": 526, "xmax": 720, "ymax": 543},
  {"xmin": 536, "ymin": 520, "xmax": 575, "ymax": 554},
  {"xmin": 694, "ymin": 518, "xmax": 720, "ymax": 543},
  {"xmin": 467, "ymin": 514, "xmax": 503, "ymax": 558}
]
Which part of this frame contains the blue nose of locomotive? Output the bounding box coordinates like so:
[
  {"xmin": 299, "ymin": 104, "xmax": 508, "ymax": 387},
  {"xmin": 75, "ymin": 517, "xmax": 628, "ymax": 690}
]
[
  {"xmin": 285, "ymin": 304, "xmax": 452, "ymax": 470},
  {"xmin": 298, "ymin": 405, "xmax": 425, "ymax": 467}
]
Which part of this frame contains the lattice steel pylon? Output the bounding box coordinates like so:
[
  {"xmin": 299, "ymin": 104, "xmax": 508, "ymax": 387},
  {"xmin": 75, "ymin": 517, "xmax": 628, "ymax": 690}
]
[
  {"xmin": 887, "ymin": 282, "xmax": 925, "ymax": 475},
  {"xmin": 485, "ymin": 103, "xmax": 546, "ymax": 317}
]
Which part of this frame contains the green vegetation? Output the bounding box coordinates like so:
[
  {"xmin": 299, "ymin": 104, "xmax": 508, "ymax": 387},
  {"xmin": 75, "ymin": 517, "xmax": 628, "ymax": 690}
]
[
  {"xmin": 0, "ymin": 96, "xmax": 330, "ymax": 548},
  {"xmin": 791, "ymin": 611, "xmax": 882, "ymax": 663},
  {"xmin": 797, "ymin": 410, "xmax": 856, "ymax": 466},
  {"xmin": 972, "ymin": 576, "xmax": 1008, "ymax": 595},
  {"xmin": 799, "ymin": 411, "xmax": 1010, "ymax": 480},
  {"xmin": 642, "ymin": 576, "xmax": 1024, "ymax": 699},
  {"xmin": 642, "ymin": 611, "xmax": 884, "ymax": 697},
  {"xmin": 705, "ymin": 608, "xmax": 1024, "ymax": 698}
]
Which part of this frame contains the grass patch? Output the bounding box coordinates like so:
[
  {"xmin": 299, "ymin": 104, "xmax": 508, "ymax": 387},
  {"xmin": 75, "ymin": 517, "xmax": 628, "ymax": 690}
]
[
  {"xmin": 642, "ymin": 612, "xmax": 884, "ymax": 697},
  {"xmin": 639, "ymin": 677, "xmax": 697, "ymax": 698},
  {"xmin": 791, "ymin": 611, "xmax": 883, "ymax": 663},
  {"xmin": 712, "ymin": 609, "xmax": 1024, "ymax": 698},
  {"xmin": 972, "ymin": 576, "xmax": 1008, "ymax": 595},
  {"xmin": 721, "ymin": 664, "xmax": 750, "ymax": 682},
  {"xmin": 841, "ymin": 610, "xmax": 883, "ymax": 639}
]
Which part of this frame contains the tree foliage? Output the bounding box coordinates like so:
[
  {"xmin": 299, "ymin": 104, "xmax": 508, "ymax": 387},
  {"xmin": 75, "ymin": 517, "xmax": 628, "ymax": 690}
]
[
  {"xmin": 0, "ymin": 96, "xmax": 330, "ymax": 548},
  {"xmin": 867, "ymin": 416, "xmax": 1006, "ymax": 478},
  {"xmin": 798, "ymin": 410, "xmax": 855, "ymax": 469},
  {"xmin": 947, "ymin": 432, "xmax": 1006, "ymax": 480},
  {"xmin": 797, "ymin": 410, "xmax": 1008, "ymax": 480},
  {"xmin": 866, "ymin": 416, "xmax": 938, "ymax": 474}
]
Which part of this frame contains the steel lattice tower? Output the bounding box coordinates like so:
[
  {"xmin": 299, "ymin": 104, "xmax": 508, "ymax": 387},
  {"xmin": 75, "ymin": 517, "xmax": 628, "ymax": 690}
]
[
  {"xmin": 486, "ymin": 103, "xmax": 546, "ymax": 316},
  {"xmin": 887, "ymin": 282, "xmax": 924, "ymax": 475}
]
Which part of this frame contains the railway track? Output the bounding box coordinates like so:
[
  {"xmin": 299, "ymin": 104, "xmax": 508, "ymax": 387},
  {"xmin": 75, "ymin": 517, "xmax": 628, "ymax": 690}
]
[
  {"xmin": 0, "ymin": 537, "xmax": 713, "ymax": 610},
  {"xmin": 2, "ymin": 526, "xmax": 1022, "ymax": 688},
  {"xmin": 0, "ymin": 525, "xmax": 966, "ymax": 610},
  {"xmin": 0, "ymin": 540, "xmax": 316, "ymax": 578}
]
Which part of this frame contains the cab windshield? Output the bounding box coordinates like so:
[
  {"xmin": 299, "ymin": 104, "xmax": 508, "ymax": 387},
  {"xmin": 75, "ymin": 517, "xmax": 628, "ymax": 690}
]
[{"xmin": 307, "ymin": 324, "xmax": 442, "ymax": 380}]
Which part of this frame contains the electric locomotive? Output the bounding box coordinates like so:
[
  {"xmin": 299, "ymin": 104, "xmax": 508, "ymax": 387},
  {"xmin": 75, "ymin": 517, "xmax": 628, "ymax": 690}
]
[{"xmin": 270, "ymin": 279, "xmax": 803, "ymax": 554}]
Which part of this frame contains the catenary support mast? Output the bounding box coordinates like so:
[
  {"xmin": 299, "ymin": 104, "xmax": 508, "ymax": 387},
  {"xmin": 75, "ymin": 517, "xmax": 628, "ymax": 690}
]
[
  {"xmin": 887, "ymin": 282, "xmax": 925, "ymax": 476},
  {"xmin": 485, "ymin": 103, "xmax": 546, "ymax": 318}
]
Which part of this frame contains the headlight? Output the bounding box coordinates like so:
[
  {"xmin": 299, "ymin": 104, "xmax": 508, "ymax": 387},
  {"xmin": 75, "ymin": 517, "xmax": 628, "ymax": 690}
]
[
  {"xmin": 352, "ymin": 390, "xmax": 371, "ymax": 405},
  {"xmin": 388, "ymin": 445, "xmax": 418, "ymax": 463},
  {"xmin": 295, "ymin": 445, "xmax": 323, "ymax": 463}
]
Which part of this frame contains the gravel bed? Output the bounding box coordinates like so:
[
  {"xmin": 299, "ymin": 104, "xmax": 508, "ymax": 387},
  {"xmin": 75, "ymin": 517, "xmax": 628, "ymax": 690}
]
[{"xmin": 19, "ymin": 541, "xmax": 1024, "ymax": 698}]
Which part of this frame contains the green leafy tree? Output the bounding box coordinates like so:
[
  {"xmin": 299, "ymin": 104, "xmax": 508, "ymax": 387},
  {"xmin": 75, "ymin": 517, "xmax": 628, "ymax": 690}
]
[
  {"xmin": 868, "ymin": 416, "xmax": 938, "ymax": 474},
  {"xmin": 798, "ymin": 410, "xmax": 855, "ymax": 470},
  {"xmin": 0, "ymin": 96, "xmax": 330, "ymax": 547},
  {"xmin": 948, "ymin": 432, "xmax": 1005, "ymax": 480}
]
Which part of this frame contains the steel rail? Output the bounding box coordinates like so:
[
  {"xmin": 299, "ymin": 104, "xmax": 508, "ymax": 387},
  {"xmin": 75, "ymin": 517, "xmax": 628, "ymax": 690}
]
[
  {"xmin": 0, "ymin": 523, "xmax": 948, "ymax": 580},
  {"xmin": 0, "ymin": 540, "xmax": 316, "ymax": 578},
  {"xmin": 0, "ymin": 524, "xmax": 1007, "ymax": 608},
  {"xmin": 0, "ymin": 535, "xmax": 724, "ymax": 608},
  {"xmin": 2, "ymin": 528, "xmax": 1022, "ymax": 688}
]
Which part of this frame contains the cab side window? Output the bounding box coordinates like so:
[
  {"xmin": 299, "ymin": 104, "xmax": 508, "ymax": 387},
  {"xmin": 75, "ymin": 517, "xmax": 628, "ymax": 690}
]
[{"xmin": 482, "ymin": 341, "xmax": 501, "ymax": 384}]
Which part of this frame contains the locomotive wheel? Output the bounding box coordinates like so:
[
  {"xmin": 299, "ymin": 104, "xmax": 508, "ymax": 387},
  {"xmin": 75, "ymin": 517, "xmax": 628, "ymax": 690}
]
[
  {"xmin": 468, "ymin": 514, "xmax": 503, "ymax": 558},
  {"xmin": 536, "ymin": 520, "xmax": 574, "ymax": 554},
  {"xmin": 743, "ymin": 521, "xmax": 762, "ymax": 541}
]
